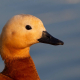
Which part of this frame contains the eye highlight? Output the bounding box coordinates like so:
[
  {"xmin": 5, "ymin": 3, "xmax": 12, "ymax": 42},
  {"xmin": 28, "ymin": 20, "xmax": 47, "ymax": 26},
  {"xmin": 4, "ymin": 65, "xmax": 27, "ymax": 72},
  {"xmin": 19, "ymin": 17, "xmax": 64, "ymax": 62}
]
[{"xmin": 25, "ymin": 25, "xmax": 32, "ymax": 30}]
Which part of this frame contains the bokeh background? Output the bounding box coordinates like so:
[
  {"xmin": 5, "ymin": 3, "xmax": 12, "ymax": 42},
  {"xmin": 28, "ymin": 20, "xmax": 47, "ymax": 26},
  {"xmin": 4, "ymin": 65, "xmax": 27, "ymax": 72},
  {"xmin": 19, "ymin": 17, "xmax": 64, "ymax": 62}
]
[{"xmin": 0, "ymin": 0, "xmax": 80, "ymax": 80}]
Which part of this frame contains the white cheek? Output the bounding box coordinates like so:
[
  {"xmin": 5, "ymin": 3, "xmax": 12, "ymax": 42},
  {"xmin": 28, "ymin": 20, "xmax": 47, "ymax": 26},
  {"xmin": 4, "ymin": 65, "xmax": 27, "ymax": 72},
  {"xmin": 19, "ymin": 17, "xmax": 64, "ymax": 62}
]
[
  {"xmin": 41, "ymin": 27, "xmax": 46, "ymax": 32},
  {"xmin": 36, "ymin": 28, "xmax": 46, "ymax": 40}
]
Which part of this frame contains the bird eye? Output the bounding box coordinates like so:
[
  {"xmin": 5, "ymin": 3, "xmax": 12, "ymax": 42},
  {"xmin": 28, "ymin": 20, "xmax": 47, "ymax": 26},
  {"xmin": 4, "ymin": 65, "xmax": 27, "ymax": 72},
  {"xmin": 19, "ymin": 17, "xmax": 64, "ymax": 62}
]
[{"xmin": 25, "ymin": 25, "xmax": 32, "ymax": 30}]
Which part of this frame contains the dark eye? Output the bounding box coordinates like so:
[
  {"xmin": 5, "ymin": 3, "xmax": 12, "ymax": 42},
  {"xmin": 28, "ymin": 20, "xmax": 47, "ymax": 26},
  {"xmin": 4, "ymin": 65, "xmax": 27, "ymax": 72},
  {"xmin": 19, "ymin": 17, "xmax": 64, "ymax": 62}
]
[{"xmin": 25, "ymin": 25, "xmax": 32, "ymax": 30}]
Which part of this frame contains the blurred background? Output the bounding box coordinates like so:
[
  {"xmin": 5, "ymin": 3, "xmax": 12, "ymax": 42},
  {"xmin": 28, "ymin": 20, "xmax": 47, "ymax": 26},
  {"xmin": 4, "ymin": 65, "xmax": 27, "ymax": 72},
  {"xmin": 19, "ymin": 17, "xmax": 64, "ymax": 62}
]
[{"xmin": 0, "ymin": 0, "xmax": 80, "ymax": 80}]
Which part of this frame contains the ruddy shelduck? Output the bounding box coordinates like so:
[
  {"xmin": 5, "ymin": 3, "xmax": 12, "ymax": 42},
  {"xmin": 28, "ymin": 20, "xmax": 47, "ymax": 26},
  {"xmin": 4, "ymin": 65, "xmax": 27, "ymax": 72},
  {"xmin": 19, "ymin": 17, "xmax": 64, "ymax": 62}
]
[{"xmin": 0, "ymin": 14, "xmax": 64, "ymax": 80}]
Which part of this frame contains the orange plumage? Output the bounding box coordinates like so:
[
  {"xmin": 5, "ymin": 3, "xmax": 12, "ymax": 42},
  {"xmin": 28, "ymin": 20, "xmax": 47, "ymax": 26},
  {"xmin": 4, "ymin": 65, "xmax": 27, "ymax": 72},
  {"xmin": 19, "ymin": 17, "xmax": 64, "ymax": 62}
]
[{"xmin": 0, "ymin": 14, "xmax": 64, "ymax": 80}]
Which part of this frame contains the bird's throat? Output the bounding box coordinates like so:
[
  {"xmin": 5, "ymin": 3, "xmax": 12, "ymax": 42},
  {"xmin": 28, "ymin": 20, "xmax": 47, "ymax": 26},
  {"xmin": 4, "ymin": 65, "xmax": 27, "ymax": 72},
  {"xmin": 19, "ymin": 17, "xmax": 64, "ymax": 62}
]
[{"xmin": 1, "ymin": 45, "xmax": 30, "ymax": 60}]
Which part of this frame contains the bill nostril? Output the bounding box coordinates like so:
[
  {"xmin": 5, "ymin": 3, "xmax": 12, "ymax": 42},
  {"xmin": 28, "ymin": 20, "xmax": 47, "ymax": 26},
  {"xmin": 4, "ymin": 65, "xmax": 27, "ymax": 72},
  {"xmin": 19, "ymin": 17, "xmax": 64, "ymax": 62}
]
[{"xmin": 46, "ymin": 35, "xmax": 51, "ymax": 39}]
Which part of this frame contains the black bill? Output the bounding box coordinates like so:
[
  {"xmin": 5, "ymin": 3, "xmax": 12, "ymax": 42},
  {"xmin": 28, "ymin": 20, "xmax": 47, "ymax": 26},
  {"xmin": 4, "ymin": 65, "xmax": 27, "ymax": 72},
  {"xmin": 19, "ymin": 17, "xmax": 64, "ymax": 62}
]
[{"xmin": 38, "ymin": 31, "xmax": 64, "ymax": 45}]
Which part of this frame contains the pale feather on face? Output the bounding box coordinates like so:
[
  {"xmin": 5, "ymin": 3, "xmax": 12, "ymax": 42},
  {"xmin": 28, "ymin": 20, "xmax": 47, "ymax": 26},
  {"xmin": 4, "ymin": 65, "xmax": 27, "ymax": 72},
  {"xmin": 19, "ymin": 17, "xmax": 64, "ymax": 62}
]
[
  {"xmin": 0, "ymin": 14, "xmax": 64, "ymax": 60},
  {"xmin": 0, "ymin": 14, "xmax": 46, "ymax": 59}
]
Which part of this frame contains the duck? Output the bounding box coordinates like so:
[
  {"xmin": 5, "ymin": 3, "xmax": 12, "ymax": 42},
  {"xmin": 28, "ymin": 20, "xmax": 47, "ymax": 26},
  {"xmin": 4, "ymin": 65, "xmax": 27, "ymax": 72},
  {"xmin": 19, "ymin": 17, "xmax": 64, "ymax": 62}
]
[{"xmin": 0, "ymin": 14, "xmax": 64, "ymax": 80}]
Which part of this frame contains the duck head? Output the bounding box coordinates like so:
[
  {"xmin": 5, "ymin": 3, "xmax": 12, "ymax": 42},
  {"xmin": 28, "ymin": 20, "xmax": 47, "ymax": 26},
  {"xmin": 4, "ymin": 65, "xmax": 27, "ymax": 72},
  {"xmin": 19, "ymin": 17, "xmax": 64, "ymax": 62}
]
[{"xmin": 0, "ymin": 14, "xmax": 64, "ymax": 60}]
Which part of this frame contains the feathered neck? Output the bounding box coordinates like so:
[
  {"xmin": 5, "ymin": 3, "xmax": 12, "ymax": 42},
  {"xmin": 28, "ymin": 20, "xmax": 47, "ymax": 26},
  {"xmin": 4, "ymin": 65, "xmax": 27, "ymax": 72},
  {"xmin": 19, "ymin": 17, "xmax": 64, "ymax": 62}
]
[{"xmin": 2, "ymin": 56, "xmax": 40, "ymax": 80}]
